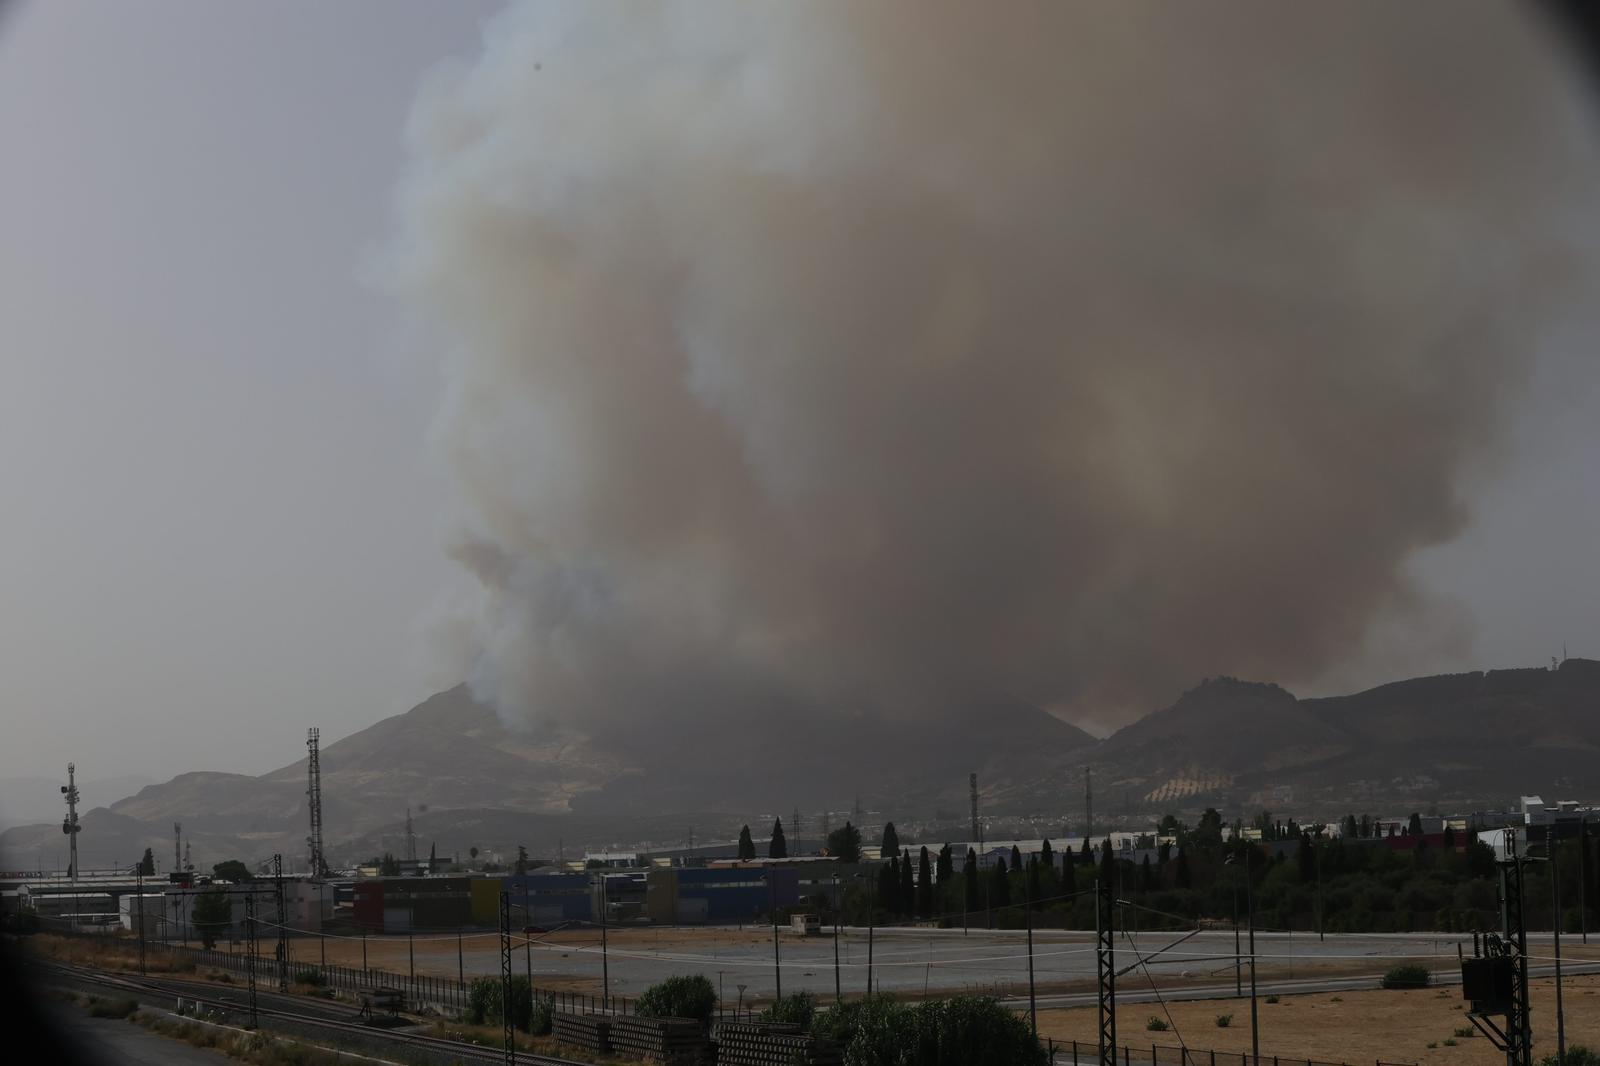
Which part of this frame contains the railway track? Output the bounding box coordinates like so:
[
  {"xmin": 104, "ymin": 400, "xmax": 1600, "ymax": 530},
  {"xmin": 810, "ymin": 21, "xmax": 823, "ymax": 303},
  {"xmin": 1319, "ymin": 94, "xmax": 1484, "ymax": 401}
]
[{"xmin": 37, "ymin": 960, "xmax": 587, "ymax": 1066}]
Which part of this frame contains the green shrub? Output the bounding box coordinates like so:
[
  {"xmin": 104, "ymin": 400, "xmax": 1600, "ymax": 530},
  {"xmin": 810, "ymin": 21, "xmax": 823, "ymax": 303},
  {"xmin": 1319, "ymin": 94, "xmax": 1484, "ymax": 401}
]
[
  {"xmin": 1452, "ymin": 1026, "xmax": 1475, "ymax": 1038},
  {"xmin": 529, "ymin": 996, "xmax": 553, "ymax": 1036},
  {"xmin": 761, "ymin": 992, "xmax": 818, "ymax": 1029},
  {"xmin": 814, "ymin": 994, "xmax": 1046, "ymax": 1066},
  {"xmin": 466, "ymin": 975, "xmax": 533, "ymax": 1030},
  {"xmin": 293, "ymin": 967, "xmax": 327, "ymax": 986},
  {"xmin": 1381, "ymin": 964, "xmax": 1430, "ymax": 989},
  {"xmin": 636, "ymin": 975, "xmax": 717, "ymax": 1027},
  {"xmin": 1215, "ymin": 1014, "xmax": 1232, "ymax": 1028},
  {"xmin": 1265, "ymin": 994, "xmax": 1280, "ymax": 1004},
  {"xmin": 1145, "ymin": 1016, "xmax": 1168, "ymax": 1031},
  {"xmin": 1541, "ymin": 1048, "xmax": 1600, "ymax": 1066},
  {"xmin": 87, "ymin": 997, "xmax": 139, "ymax": 1019}
]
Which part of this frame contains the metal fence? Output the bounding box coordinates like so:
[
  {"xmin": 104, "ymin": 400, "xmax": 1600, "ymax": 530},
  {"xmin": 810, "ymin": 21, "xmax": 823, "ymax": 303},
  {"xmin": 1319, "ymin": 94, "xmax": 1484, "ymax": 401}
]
[{"xmin": 1044, "ymin": 1040, "xmax": 1416, "ymax": 1066}]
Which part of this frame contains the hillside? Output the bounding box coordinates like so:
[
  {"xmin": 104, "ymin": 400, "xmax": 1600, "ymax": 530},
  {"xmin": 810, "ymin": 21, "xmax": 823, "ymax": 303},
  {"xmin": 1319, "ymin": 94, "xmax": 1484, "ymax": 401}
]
[{"xmin": 3, "ymin": 661, "xmax": 1595, "ymax": 872}]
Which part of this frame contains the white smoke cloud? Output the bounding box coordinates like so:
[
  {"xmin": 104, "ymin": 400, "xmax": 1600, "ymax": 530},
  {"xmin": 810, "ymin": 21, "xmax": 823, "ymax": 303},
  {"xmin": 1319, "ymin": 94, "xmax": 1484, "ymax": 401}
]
[{"xmin": 390, "ymin": 1, "xmax": 1600, "ymax": 745}]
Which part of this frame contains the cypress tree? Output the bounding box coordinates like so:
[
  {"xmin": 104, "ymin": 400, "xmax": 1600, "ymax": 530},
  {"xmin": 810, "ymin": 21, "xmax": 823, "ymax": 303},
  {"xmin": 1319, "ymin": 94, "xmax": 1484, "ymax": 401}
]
[
  {"xmin": 881, "ymin": 822, "xmax": 900, "ymax": 859},
  {"xmin": 936, "ymin": 844, "xmax": 953, "ymax": 884},
  {"xmin": 990, "ymin": 856, "xmax": 1010, "ymax": 908},
  {"xmin": 1011, "ymin": 844, "xmax": 1023, "ymax": 870},
  {"xmin": 1175, "ymin": 844, "xmax": 1191, "ymax": 889},
  {"xmin": 1027, "ymin": 857, "xmax": 1041, "ymax": 909},
  {"xmin": 901, "ymin": 851, "xmax": 915, "ymax": 914},
  {"xmin": 738, "ymin": 825, "xmax": 756, "ymax": 861},
  {"xmin": 1100, "ymin": 837, "xmax": 1115, "ymax": 882},
  {"xmin": 1139, "ymin": 855, "xmax": 1153, "ymax": 893},
  {"xmin": 879, "ymin": 858, "xmax": 899, "ymax": 915},
  {"xmin": 1061, "ymin": 847, "xmax": 1076, "ymax": 893},
  {"xmin": 1039, "ymin": 838, "xmax": 1054, "ymax": 869},
  {"xmin": 769, "ymin": 818, "xmax": 788, "ymax": 859},
  {"xmin": 917, "ymin": 847, "xmax": 933, "ymax": 918},
  {"xmin": 1079, "ymin": 839, "xmax": 1093, "ymax": 865}
]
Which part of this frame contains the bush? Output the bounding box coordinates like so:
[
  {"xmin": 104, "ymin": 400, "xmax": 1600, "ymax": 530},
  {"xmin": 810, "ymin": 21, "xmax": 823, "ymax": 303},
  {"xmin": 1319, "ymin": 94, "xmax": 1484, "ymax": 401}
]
[
  {"xmin": 466, "ymin": 975, "xmax": 533, "ymax": 1030},
  {"xmin": 813, "ymin": 994, "xmax": 1045, "ymax": 1066},
  {"xmin": 636, "ymin": 975, "xmax": 716, "ymax": 1027},
  {"xmin": 529, "ymin": 997, "xmax": 553, "ymax": 1036},
  {"xmin": 1541, "ymin": 1048, "xmax": 1600, "ymax": 1066},
  {"xmin": 761, "ymin": 992, "xmax": 818, "ymax": 1029},
  {"xmin": 1265, "ymin": 994, "xmax": 1279, "ymax": 1004},
  {"xmin": 293, "ymin": 968, "xmax": 327, "ymax": 986},
  {"xmin": 1145, "ymin": 1016, "xmax": 1168, "ymax": 1031},
  {"xmin": 1381, "ymin": 964, "xmax": 1430, "ymax": 989},
  {"xmin": 1215, "ymin": 1014, "xmax": 1232, "ymax": 1028},
  {"xmin": 87, "ymin": 997, "xmax": 139, "ymax": 1019}
]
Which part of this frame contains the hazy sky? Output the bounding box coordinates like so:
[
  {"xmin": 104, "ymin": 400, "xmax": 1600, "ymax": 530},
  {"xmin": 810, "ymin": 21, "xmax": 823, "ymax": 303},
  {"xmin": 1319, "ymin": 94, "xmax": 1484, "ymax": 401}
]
[{"xmin": 1, "ymin": 1, "xmax": 1597, "ymax": 786}]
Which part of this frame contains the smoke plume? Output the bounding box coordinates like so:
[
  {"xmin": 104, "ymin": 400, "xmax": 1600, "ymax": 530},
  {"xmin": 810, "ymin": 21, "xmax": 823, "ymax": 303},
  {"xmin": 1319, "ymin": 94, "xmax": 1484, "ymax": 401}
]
[{"xmin": 391, "ymin": 2, "xmax": 1600, "ymax": 744}]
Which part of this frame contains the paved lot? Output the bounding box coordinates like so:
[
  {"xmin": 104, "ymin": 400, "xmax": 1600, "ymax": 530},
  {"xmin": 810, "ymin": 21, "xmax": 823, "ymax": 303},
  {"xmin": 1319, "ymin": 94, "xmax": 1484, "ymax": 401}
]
[{"xmin": 357, "ymin": 924, "xmax": 1600, "ymax": 1003}]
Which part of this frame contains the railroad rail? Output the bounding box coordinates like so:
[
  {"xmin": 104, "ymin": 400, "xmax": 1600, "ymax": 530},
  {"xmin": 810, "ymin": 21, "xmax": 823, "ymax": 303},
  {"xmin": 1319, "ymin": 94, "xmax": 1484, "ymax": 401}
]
[{"xmin": 37, "ymin": 960, "xmax": 585, "ymax": 1066}]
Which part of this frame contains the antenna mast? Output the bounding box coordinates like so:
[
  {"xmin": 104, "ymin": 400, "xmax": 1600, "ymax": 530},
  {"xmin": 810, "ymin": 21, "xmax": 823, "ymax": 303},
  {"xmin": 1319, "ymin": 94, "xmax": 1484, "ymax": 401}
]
[
  {"xmin": 306, "ymin": 727, "xmax": 327, "ymax": 877},
  {"xmin": 61, "ymin": 764, "xmax": 81, "ymax": 889},
  {"xmin": 969, "ymin": 772, "xmax": 981, "ymax": 846},
  {"xmin": 174, "ymin": 822, "xmax": 182, "ymax": 874},
  {"xmin": 1086, "ymin": 767, "xmax": 1094, "ymax": 843},
  {"xmin": 404, "ymin": 805, "xmax": 417, "ymax": 863}
]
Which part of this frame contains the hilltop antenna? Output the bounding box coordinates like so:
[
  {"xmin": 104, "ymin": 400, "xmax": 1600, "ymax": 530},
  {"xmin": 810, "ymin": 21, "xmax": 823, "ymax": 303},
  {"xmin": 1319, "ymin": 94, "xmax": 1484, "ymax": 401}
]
[
  {"xmin": 60, "ymin": 763, "xmax": 80, "ymax": 888},
  {"xmin": 174, "ymin": 822, "xmax": 183, "ymax": 874},
  {"xmin": 306, "ymin": 728, "xmax": 327, "ymax": 877},
  {"xmin": 1086, "ymin": 767, "xmax": 1094, "ymax": 843},
  {"xmin": 183, "ymin": 838, "xmax": 192, "ymax": 874},
  {"xmin": 404, "ymin": 806, "xmax": 417, "ymax": 863},
  {"xmin": 792, "ymin": 807, "xmax": 802, "ymax": 848},
  {"xmin": 969, "ymin": 773, "xmax": 981, "ymax": 846}
]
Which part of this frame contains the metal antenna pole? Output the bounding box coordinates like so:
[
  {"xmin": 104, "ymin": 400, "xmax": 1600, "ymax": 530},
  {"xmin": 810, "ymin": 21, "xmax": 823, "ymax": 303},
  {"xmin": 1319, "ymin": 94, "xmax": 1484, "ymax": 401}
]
[
  {"xmin": 61, "ymin": 764, "xmax": 80, "ymax": 894},
  {"xmin": 306, "ymin": 728, "xmax": 326, "ymax": 878},
  {"xmin": 1095, "ymin": 875, "xmax": 1116, "ymax": 1066},
  {"xmin": 867, "ymin": 872, "xmax": 875, "ymax": 996},
  {"xmin": 600, "ymin": 874, "xmax": 610, "ymax": 1009},
  {"xmin": 500, "ymin": 891, "xmax": 516, "ymax": 1066},
  {"xmin": 1581, "ymin": 815, "xmax": 1590, "ymax": 946},
  {"xmin": 244, "ymin": 894, "xmax": 260, "ymax": 1029},
  {"xmin": 1232, "ymin": 855, "xmax": 1243, "ymax": 997}
]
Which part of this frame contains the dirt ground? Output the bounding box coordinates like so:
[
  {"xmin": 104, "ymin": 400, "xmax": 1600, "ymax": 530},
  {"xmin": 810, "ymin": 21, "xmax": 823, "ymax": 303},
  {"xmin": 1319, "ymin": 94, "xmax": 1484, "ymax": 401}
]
[{"xmin": 1036, "ymin": 974, "xmax": 1600, "ymax": 1065}]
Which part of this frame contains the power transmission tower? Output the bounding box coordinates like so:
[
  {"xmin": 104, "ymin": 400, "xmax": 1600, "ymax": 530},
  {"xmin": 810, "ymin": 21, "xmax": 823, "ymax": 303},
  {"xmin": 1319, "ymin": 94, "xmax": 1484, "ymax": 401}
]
[
  {"xmin": 306, "ymin": 728, "xmax": 327, "ymax": 877},
  {"xmin": 60, "ymin": 764, "xmax": 80, "ymax": 887},
  {"xmin": 273, "ymin": 853, "xmax": 288, "ymax": 990}
]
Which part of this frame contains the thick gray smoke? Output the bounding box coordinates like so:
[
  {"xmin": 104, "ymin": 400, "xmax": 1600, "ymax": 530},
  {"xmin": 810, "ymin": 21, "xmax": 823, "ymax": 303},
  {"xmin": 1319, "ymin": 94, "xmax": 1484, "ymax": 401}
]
[{"xmin": 391, "ymin": 2, "xmax": 1600, "ymax": 743}]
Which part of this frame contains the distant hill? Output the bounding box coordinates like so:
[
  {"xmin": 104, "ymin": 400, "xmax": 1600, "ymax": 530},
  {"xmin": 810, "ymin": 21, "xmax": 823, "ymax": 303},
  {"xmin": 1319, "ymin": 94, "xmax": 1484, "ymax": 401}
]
[{"xmin": 4, "ymin": 661, "xmax": 1596, "ymax": 870}]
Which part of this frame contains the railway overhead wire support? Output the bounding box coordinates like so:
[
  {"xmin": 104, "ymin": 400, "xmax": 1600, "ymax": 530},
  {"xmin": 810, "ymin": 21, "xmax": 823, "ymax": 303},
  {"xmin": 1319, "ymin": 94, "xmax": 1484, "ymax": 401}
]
[
  {"xmin": 244, "ymin": 894, "xmax": 259, "ymax": 1029},
  {"xmin": 274, "ymin": 853, "xmax": 288, "ymax": 991},
  {"xmin": 499, "ymin": 890, "xmax": 515, "ymax": 1066},
  {"xmin": 1095, "ymin": 875, "xmax": 1116, "ymax": 1066}
]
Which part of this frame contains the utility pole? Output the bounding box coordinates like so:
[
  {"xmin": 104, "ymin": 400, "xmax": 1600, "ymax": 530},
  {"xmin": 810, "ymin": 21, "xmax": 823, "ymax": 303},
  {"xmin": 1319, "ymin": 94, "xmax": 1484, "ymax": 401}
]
[
  {"xmin": 1025, "ymin": 867, "xmax": 1037, "ymax": 1039},
  {"xmin": 134, "ymin": 862, "xmax": 146, "ymax": 975},
  {"xmin": 174, "ymin": 822, "xmax": 183, "ymax": 875},
  {"xmin": 1247, "ymin": 855, "xmax": 1259, "ymax": 1064},
  {"xmin": 1551, "ymin": 836, "xmax": 1567, "ymax": 1065},
  {"xmin": 770, "ymin": 874, "xmax": 782, "ymax": 1000},
  {"xmin": 832, "ymin": 873, "xmax": 841, "ymax": 1002},
  {"xmin": 599, "ymin": 872, "xmax": 610, "ymax": 1008}
]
